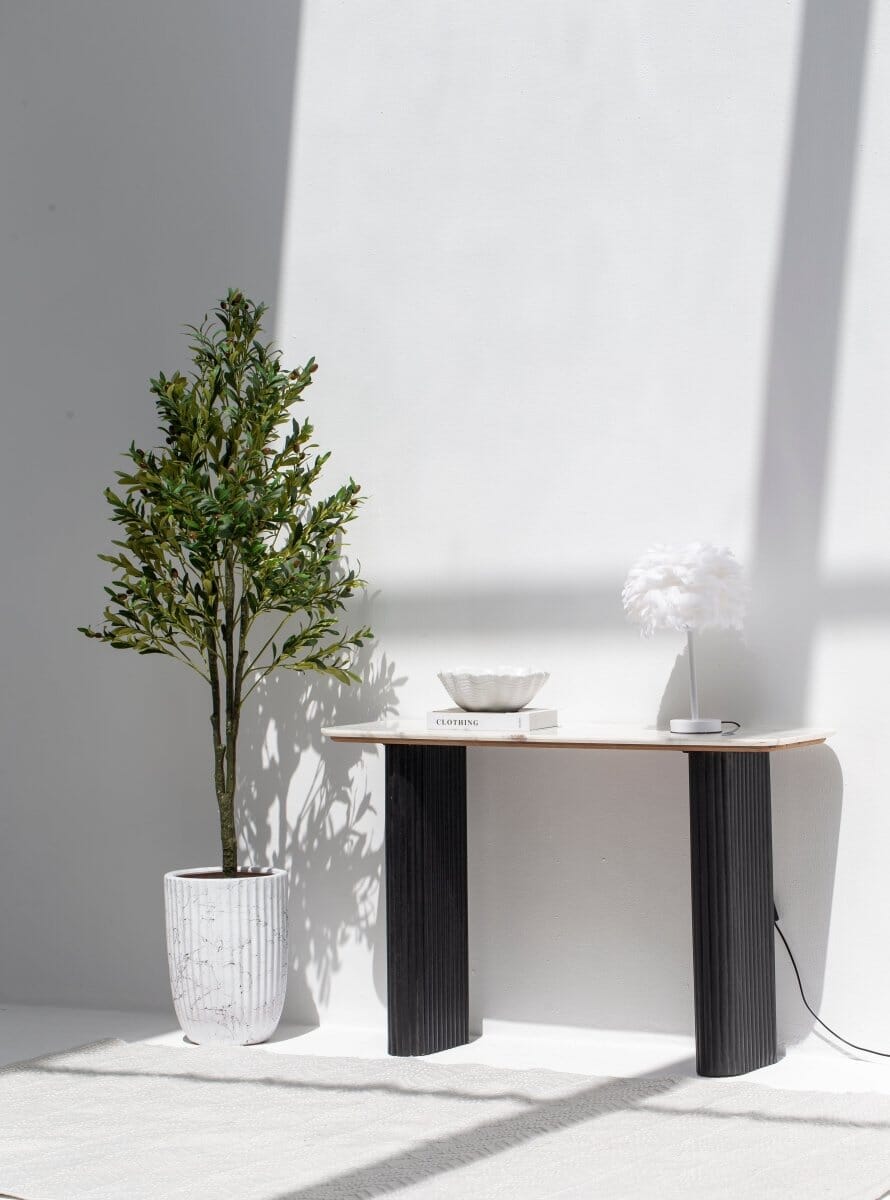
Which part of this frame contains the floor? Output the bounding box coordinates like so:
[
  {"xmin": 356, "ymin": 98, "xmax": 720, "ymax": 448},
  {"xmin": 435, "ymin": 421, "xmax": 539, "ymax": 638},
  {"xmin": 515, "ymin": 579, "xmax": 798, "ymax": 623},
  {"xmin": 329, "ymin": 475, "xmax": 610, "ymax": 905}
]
[{"xmin": 3, "ymin": 1003, "xmax": 890, "ymax": 1096}]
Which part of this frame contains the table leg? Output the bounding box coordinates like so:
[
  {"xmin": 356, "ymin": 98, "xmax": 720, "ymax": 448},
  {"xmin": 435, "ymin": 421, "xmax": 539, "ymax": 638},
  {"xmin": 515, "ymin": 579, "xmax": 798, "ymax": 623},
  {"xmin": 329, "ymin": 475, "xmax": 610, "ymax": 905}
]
[
  {"xmin": 385, "ymin": 744, "xmax": 469, "ymax": 1055},
  {"xmin": 688, "ymin": 751, "xmax": 778, "ymax": 1076}
]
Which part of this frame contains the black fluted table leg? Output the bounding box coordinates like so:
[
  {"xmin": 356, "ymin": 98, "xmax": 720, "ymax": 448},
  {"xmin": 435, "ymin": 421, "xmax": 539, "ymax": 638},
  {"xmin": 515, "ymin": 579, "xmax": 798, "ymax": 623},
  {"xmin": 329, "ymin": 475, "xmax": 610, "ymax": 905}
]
[
  {"xmin": 688, "ymin": 751, "xmax": 777, "ymax": 1076},
  {"xmin": 385, "ymin": 744, "xmax": 469, "ymax": 1056}
]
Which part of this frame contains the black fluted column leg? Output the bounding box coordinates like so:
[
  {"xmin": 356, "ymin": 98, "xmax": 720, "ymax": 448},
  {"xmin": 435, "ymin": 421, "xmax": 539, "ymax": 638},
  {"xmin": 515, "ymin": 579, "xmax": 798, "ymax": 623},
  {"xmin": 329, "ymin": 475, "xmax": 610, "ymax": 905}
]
[
  {"xmin": 688, "ymin": 751, "xmax": 777, "ymax": 1076},
  {"xmin": 385, "ymin": 744, "xmax": 469, "ymax": 1055}
]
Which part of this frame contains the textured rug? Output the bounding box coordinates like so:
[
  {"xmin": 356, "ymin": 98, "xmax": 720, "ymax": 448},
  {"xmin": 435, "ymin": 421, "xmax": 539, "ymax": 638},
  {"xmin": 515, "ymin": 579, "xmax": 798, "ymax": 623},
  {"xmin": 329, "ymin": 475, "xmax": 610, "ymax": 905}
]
[{"xmin": 2, "ymin": 1040, "xmax": 890, "ymax": 1200}]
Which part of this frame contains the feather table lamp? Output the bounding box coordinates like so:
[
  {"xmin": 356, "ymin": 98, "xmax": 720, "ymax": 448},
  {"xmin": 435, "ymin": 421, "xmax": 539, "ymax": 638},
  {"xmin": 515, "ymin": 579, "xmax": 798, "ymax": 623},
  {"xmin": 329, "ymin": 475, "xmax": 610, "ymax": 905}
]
[{"xmin": 622, "ymin": 543, "xmax": 747, "ymax": 734}]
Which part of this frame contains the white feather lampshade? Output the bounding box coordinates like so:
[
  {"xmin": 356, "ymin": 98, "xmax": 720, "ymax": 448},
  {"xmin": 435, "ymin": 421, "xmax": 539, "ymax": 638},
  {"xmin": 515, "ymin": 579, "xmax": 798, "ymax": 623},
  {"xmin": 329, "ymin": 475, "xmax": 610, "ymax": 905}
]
[{"xmin": 622, "ymin": 543, "xmax": 747, "ymax": 734}]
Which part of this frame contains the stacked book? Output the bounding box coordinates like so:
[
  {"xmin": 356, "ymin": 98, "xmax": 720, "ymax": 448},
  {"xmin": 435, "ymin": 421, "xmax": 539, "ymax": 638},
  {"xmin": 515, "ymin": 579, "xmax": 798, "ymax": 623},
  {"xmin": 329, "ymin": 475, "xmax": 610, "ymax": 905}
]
[{"xmin": 426, "ymin": 707, "xmax": 558, "ymax": 732}]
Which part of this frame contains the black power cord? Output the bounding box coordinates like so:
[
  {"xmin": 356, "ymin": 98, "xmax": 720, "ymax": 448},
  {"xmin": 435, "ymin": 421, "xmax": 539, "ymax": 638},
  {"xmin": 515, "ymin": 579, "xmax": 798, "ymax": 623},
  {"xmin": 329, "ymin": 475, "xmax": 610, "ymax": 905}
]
[
  {"xmin": 707, "ymin": 720, "xmax": 885, "ymax": 1057},
  {"xmin": 774, "ymin": 909, "xmax": 890, "ymax": 1059}
]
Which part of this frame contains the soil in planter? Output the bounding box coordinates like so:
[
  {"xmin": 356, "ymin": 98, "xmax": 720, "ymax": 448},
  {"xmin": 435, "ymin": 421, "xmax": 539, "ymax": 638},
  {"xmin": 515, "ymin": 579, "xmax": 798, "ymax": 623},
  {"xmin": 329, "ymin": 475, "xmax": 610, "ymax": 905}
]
[{"xmin": 177, "ymin": 870, "xmax": 277, "ymax": 879}]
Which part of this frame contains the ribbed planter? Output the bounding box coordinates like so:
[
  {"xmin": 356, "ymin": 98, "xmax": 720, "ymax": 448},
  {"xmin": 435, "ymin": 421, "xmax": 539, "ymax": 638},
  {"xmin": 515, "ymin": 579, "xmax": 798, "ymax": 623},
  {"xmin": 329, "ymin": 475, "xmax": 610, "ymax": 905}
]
[{"xmin": 163, "ymin": 868, "xmax": 288, "ymax": 1045}]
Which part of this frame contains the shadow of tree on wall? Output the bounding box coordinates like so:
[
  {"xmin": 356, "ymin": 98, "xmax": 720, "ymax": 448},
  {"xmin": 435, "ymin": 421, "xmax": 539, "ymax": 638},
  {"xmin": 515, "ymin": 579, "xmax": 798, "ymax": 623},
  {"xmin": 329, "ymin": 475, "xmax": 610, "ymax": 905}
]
[{"xmin": 236, "ymin": 647, "xmax": 403, "ymax": 1024}]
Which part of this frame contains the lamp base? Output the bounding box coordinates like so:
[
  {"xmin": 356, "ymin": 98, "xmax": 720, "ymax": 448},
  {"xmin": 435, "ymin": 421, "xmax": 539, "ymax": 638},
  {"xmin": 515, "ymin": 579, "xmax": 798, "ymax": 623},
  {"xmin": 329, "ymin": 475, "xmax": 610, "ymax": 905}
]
[{"xmin": 670, "ymin": 718, "xmax": 723, "ymax": 735}]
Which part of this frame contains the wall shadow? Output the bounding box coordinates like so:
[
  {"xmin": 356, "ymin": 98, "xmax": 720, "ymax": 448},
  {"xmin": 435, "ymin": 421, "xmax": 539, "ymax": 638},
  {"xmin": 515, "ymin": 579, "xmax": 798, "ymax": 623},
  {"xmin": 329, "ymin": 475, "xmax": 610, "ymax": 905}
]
[
  {"xmin": 468, "ymin": 746, "xmax": 694, "ymax": 1035},
  {"xmin": 0, "ymin": 1, "xmax": 307, "ymax": 1010},
  {"xmin": 654, "ymin": 0, "xmax": 872, "ymax": 1049},
  {"xmin": 237, "ymin": 647, "xmax": 404, "ymax": 1025},
  {"xmin": 656, "ymin": 631, "xmax": 760, "ymax": 731},
  {"xmin": 364, "ymin": 575, "xmax": 853, "ymax": 1042},
  {"xmin": 656, "ymin": 640, "xmax": 843, "ymax": 1038},
  {"xmin": 377, "ymin": 582, "xmax": 626, "ymax": 634},
  {"xmin": 770, "ymin": 744, "xmax": 844, "ymax": 1042},
  {"xmin": 746, "ymin": 0, "xmax": 870, "ymax": 1043},
  {"xmin": 747, "ymin": 0, "xmax": 871, "ymax": 726},
  {"xmin": 660, "ymin": 639, "xmax": 844, "ymax": 1040}
]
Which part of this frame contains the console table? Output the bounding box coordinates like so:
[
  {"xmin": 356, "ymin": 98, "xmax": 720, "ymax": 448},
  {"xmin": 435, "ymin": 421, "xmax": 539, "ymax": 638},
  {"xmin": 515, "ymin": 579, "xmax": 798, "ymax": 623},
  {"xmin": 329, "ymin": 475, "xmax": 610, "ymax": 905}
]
[{"xmin": 322, "ymin": 721, "xmax": 831, "ymax": 1077}]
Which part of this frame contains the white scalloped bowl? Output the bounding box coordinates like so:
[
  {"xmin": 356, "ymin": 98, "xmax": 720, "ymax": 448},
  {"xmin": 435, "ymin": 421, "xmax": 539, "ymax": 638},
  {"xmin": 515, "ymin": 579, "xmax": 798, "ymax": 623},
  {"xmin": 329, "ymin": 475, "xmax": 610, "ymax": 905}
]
[{"xmin": 437, "ymin": 666, "xmax": 549, "ymax": 713}]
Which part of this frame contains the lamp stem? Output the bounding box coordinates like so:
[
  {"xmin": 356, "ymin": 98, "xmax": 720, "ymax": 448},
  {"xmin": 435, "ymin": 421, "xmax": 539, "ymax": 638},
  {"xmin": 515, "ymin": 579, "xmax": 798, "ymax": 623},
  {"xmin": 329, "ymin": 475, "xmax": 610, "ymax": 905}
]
[{"xmin": 687, "ymin": 629, "xmax": 700, "ymax": 721}]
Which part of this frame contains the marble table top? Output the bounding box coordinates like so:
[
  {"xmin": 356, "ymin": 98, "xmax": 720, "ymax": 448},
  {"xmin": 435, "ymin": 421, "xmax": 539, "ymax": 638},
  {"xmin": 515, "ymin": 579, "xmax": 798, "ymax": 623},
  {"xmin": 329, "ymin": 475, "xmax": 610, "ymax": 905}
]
[{"xmin": 322, "ymin": 720, "xmax": 832, "ymax": 754}]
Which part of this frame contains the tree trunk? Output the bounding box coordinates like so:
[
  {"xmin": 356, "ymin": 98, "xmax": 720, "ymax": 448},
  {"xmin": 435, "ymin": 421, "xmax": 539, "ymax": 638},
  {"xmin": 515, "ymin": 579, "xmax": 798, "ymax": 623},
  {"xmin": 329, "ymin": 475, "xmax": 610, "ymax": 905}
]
[
  {"xmin": 220, "ymin": 706, "xmax": 240, "ymax": 877},
  {"xmin": 218, "ymin": 780, "xmax": 238, "ymax": 876},
  {"xmin": 219, "ymin": 550, "xmax": 240, "ymax": 877},
  {"xmin": 208, "ymin": 626, "xmax": 238, "ymax": 877}
]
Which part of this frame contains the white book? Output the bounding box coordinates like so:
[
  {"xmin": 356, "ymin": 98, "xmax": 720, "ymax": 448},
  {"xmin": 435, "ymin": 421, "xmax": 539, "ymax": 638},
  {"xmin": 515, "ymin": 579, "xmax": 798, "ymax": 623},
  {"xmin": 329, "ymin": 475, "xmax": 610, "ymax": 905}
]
[{"xmin": 426, "ymin": 707, "xmax": 558, "ymax": 732}]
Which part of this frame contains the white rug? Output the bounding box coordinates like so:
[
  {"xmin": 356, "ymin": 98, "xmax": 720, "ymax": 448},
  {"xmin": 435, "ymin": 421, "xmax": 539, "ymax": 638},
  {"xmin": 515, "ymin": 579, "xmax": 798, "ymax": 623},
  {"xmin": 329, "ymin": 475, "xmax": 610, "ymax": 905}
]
[{"xmin": 2, "ymin": 1039, "xmax": 890, "ymax": 1200}]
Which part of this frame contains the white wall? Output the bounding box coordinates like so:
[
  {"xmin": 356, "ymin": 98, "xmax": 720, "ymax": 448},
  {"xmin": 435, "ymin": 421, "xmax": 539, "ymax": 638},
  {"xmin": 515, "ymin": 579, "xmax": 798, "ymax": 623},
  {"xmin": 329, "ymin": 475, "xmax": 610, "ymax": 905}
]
[
  {"xmin": 3, "ymin": 1, "xmax": 890, "ymax": 1053},
  {"xmin": 0, "ymin": 0, "xmax": 302, "ymax": 1009}
]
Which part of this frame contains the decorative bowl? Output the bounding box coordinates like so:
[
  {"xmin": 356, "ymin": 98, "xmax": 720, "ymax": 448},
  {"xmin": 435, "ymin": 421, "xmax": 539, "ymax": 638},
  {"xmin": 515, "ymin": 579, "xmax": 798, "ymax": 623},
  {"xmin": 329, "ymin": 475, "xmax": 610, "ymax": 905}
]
[{"xmin": 437, "ymin": 666, "xmax": 549, "ymax": 713}]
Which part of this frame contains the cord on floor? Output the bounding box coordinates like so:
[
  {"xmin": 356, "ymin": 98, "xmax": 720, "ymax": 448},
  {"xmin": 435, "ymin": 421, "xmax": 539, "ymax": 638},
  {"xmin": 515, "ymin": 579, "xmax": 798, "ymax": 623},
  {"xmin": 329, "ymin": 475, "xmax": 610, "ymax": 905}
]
[{"xmin": 774, "ymin": 914, "xmax": 890, "ymax": 1059}]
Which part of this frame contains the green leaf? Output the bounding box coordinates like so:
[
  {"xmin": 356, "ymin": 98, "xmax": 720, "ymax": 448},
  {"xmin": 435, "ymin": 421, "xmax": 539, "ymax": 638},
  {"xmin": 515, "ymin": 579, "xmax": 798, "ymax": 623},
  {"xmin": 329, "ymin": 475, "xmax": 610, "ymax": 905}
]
[{"xmin": 81, "ymin": 288, "xmax": 373, "ymax": 764}]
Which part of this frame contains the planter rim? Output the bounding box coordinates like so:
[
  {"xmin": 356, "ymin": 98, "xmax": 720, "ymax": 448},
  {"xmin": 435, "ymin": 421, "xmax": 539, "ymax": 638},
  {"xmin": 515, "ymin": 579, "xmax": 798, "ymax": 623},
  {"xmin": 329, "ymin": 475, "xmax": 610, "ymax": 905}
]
[{"xmin": 165, "ymin": 866, "xmax": 287, "ymax": 882}]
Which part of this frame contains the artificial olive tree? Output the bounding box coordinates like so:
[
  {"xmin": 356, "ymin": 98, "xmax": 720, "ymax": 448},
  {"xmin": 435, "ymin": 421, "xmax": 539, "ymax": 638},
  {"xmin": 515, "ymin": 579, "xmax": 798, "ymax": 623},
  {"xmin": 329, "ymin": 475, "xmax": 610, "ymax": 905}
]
[{"xmin": 81, "ymin": 291, "xmax": 370, "ymax": 876}]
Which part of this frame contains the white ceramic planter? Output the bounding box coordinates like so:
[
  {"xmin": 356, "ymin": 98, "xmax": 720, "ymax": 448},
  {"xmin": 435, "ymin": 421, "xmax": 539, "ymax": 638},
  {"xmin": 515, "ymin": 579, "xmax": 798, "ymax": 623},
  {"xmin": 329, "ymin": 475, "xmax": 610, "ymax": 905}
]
[{"xmin": 164, "ymin": 867, "xmax": 288, "ymax": 1045}]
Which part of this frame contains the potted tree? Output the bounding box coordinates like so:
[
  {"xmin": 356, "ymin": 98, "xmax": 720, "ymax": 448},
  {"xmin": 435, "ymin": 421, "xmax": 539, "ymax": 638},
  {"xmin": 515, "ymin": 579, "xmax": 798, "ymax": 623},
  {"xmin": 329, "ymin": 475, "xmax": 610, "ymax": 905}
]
[{"xmin": 81, "ymin": 291, "xmax": 371, "ymax": 1044}]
